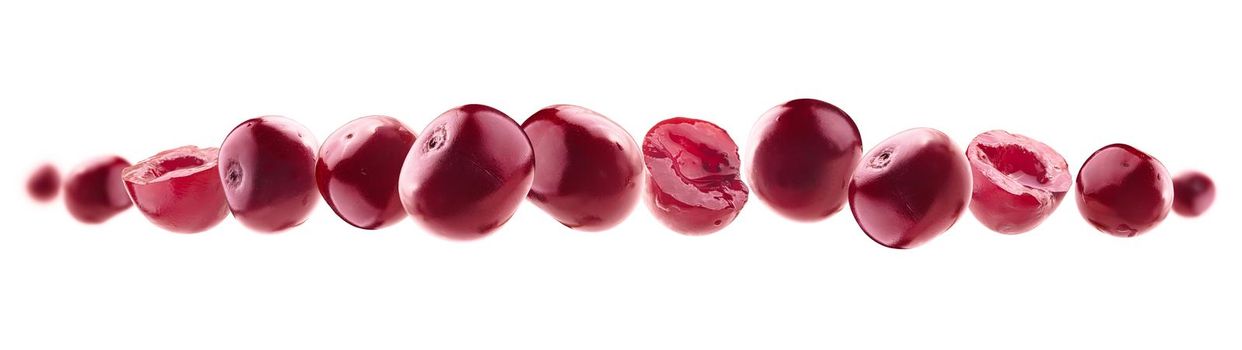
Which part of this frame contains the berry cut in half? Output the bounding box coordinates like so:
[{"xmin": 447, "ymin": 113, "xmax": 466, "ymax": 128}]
[
  {"xmin": 642, "ymin": 117, "xmax": 749, "ymax": 235},
  {"xmin": 317, "ymin": 115, "xmax": 417, "ymax": 230},
  {"xmin": 1075, "ymin": 144, "xmax": 1173, "ymax": 237},
  {"xmin": 965, "ymin": 130, "xmax": 1071, "ymax": 234},
  {"xmin": 27, "ymin": 163, "xmax": 61, "ymax": 203},
  {"xmin": 1172, "ymin": 171, "xmax": 1215, "ymax": 218},
  {"xmin": 123, "ymin": 146, "xmax": 228, "ymax": 233},
  {"xmin": 218, "ymin": 116, "xmax": 320, "ymax": 233},
  {"xmin": 747, "ymin": 98, "xmax": 862, "ymax": 221},
  {"xmin": 65, "ymin": 155, "xmax": 133, "ymax": 224}
]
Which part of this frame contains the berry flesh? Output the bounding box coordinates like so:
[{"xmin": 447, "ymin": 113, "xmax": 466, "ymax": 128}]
[
  {"xmin": 849, "ymin": 128, "xmax": 971, "ymax": 249},
  {"xmin": 522, "ymin": 105, "xmax": 642, "ymax": 231},
  {"xmin": 64, "ymin": 156, "xmax": 132, "ymax": 224},
  {"xmin": 219, "ymin": 116, "xmax": 319, "ymax": 233},
  {"xmin": 1075, "ymin": 144, "xmax": 1172, "ymax": 237},
  {"xmin": 27, "ymin": 163, "xmax": 60, "ymax": 203},
  {"xmin": 399, "ymin": 104, "xmax": 534, "ymax": 240},
  {"xmin": 1172, "ymin": 171, "xmax": 1214, "ymax": 217},
  {"xmin": 642, "ymin": 117, "xmax": 749, "ymax": 235},
  {"xmin": 317, "ymin": 116, "xmax": 416, "ymax": 229},
  {"xmin": 966, "ymin": 130, "xmax": 1071, "ymax": 234},
  {"xmin": 123, "ymin": 146, "xmax": 228, "ymax": 233},
  {"xmin": 747, "ymin": 98, "xmax": 862, "ymax": 221}
]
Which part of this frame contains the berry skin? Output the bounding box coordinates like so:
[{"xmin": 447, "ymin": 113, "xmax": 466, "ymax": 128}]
[
  {"xmin": 642, "ymin": 117, "xmax": 749, "ymax": 235},
  {"xmin": 123, "ymin": 146, "xmax": 228, "ymax": 233},
  {"xmin": 27, "ymin": 163, "xmax": 61, "ymax": 203},
  {"xmin": 1075, "ymin": 144, "xmax": 1173, "ymax": 237},
  {"xmin": 218, "ymin": 116, "xmax": 320, "ymax": 233},
  {"xmin": 1171, "ymin": 171, "xmax": 1214, "ymax": 218},
  {"xmin": 65, "ymin": 156, "xmax": 133, "ymax": 224},
  {"xmin": 966, "ymin": 130, "xmax": 1071, "ymax": 234},
  {"xmin": 317, "ymin": 116, "xmax": 417, "ymax": 230}
]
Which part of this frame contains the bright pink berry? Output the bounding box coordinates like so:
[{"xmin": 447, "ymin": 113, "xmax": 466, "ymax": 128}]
[
  {"xmin": 1171, "ymin": 171, "xmax": 1214, "ymax": 218},
  {"xmin": 966, "ymin": 130, "xmax": 1071, "ymax": 234},
  {"xmin": 27, "ymin": 163, "xmax": 60, "ymax": 203},
  {"xmin": 123, "ymin": 146, "xmax": 228, "ymax": 233},
  {"xmin": 849, "ymin": 128, "xmax": 971, "ymax": 249},
  {"xmin": 317, "ymin": 116, "xmax": 417, "ymax": 230},
  {"xmin": 219, "ymin": 116, "xmax": 320, "ymax": 233},
  {"xmin": 1075, "ymin": 144, "xmax": 1173, "ymax": 237},
  {"xmin": 642, "ymin": 117, "xmax": 749, "ymax": 235},
  {"xmin": 65, "ymin": 156, "xmax": 132, "ymax": 224}
]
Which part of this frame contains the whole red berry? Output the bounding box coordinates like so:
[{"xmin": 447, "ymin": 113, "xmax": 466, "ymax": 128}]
[
  {"xmin": 1171, "ymin": 171, "xmax": 1214, "ymax": 218},
  {"xmin": 965, "ymin": 130, "xmax": 1071, "ymax": 234},
  {"xmin": 522, "ymin": 105, "xmax": 642, "ymax": 231},
  {"xmin": 317, "ymin": 115, "xmax": 417, "ymax": 230},
  {"xmin": 64, "ymin": 156, "xmax": 133, "ymax": 224},
  {"xmin": 218, "ymin": 116, "xmax": 319, "ymax": 233},
  {"xmin": 642, "ymin": 117, "xmax": 749, "ymax": 235},
  {"xmin": 849, "ymin": 128, "xmax": 971, "ymax": 249},
  {"xmin": 27, "ymin": 163, "xmax": 61, "ymax": 203},
  {"xmin": 398, "ymin": 104, "xmax": 535, "ymax": 240},
  {"xmin": 747, "ymin": 98, "xmax": 862, "ymax": 221},
  {"xmin": 123, "ymin": 146, "xmax": 228, "ymax": 233},
  {"xmin": 1075, "ymin": 144, "xmax": 1173, "ymax": 237}
]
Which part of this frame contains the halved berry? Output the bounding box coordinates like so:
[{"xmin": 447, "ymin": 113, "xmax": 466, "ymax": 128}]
[
  {"xmin": 27, "ymin": 163, "xmax": 61, "ymax": 203},
  {"xmin": 219, "ymin": 116, "xmax": 319, "ymax": 232},
  {"xmin": 642, "ymin": 117, "xmax": 749, "ymax": 235},
  {"xmin": 1172, "ymin": 171, "xmax": 1215, "ymax": 217},
  {"xmin": 1075, "ymin": 144, "xmax": 1173, "ymax": 237},
  {"xmin": 317, "ymin": 115, "xmax": 417, "ymax": 229},
  {"xmin": 65, "ymin": 156, "xmax": 132, "ymax": 224},
  {"xmin": 966, "ymin": 130, "xmax": 1071, "ymax": 234},
  {"xmin": 123, "ymin": 146, "xmax": 228, "ymax": 233}
]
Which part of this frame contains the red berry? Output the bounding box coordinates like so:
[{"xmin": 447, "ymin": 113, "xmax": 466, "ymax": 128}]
[
  {"xmin": 64, "ymin": 156, "xmax": 132, "ymax": 224},
  {"xmin": 747, "ymin": 98, "xmax": 862, "ymax": 221},
  {"xmin": 849, "ymin": 128, "xmax": 971, "ymax": 249},
  {"xmin": 398, "ymin": 104, "xmax": 534, "ymax": 240},
  {"xmin": 316, "ymin": 115, "xmax": 417, "ymax": 230},
  {"xmin": 27, "ymin": 163, "xmax": 60, "ymax": 203},
  {"xmin": 642, "ymin": 117, "xmax": 749, "ymax": 235},
  {"xmin": 965, "ymin": 130, "xmax": 1071, "ymax": 234},
  {"xmin": 219, "ymin": 116, "xmax": 319, "ymax": 233},
  {"xmin": 522, "ymin": 105, "xmax": 642, "ymax": 231},
  {"xmin": 122, "ymin": 146, "xmax": 228, "ymax": 233},
  {"xmin": 1172, "ymin": 171, "xmax": 1214, "ymax": 217},
  {"xmin": 1075, "ymin": 144, "xmax": 1173, "ymax": 237}
]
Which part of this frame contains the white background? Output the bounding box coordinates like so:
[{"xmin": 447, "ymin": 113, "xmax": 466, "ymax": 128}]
[{"xmin": 2, "ymin": 1, "xmax": 1238, "ymax": 349}]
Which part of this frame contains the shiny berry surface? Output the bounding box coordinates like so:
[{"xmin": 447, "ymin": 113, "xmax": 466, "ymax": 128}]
[
  {"xmin": 747, "ymin": 98, "xmax": 862, "ymax": 221},
  {"xmin": 218, "ymin": 116, "xmax": 319, "ymax": 233},
  {"xmin": 849, "ymin": 128, "xmax": 971, "ymax": 249},
  {"xmin": 522, "ymin": 105, "xmax": 642, "ymax": 231},
  {"xmin": 27, "ymin": 163, "xmax": 61, "ymax": 203},
  {"xmin": 398, "ymin": 104, "xmax": 535, "ymax": 240},
  {"xmin": 642, "ymin": 117, "xmax": 749, "ymax": 235},
  {"xmin": 1172, "ymin": 171, "xmax": 1214, "ymax": 217},
  {"xmin": 123, "ymin": 146, "xmax": 228, "ymax": 233},
  {"xmin": 966, "ymin": 130, "xmax": 1071, "ymax": 234},
  {"xmin": 1075, "ymin": 144, "xmax": 1172, "ymax": 237},
  {"xmin": 65, "ymin": 155, "xmax": 133, "ymax": 224},
  {"xmin": 317, "ymin": 115, "xmax": 416, "ymax": 229}
]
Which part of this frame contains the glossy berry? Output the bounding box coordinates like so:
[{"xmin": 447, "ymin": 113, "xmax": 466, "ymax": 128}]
[
  {"xmin": 27, "ymin": 163, "xmax": 61, "ymax": 203},
  {"xmin": 1172, "ymin": 171, "xmax": 1214, "ymax": 218},
  {"xmin": 966, "ymin": 130, "xmax": 1071, "ymax": 234},
  {"xmin": 1075, "ymin": 144, "xmax": 1172, "ymax": 237},
  {"xmin": 643, "ymin": 117, "xmax": 749, "ymax": 235},
  {"xmin": 849, "ymin": 128, "xmax": 971, "ymax": 249},
  {"xmin": 64, "ymin": 156, "xmax": 132, "ymax": 224},
  {"xmin": 123, "ymin": 146, "xmax": 228, "ymax": 233},
  {"xmin": 747, "ymin": 98, "xmax": 862, "ymax": 221},
  {"xmin": 317, "ymin": 116, "xmax": 417, "ymax": 229},
  {"xmin": 219, "ymin": 116, "xmax": 319, "ymax": 232},
  {"xmin": 522, "ymin": 105, "xmax": 642, "ymax": 231},
  {"xmin": 399, "ymin": 104, "xmax": 535, "ymax": 240}
]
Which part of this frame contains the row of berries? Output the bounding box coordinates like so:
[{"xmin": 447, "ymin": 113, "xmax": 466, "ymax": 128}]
[{"xmin": 25, "ymin": 99, "xmax": 1216, "ymax": 248}]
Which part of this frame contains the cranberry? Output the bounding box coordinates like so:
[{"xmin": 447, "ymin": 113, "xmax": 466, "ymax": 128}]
[
  {"xmin": 122, "ymin": 146, "xmax": 228, "ymax": 233},
  {"xmin": 522, "ymin": 105, "xmax": 642, "ymax": 231},
  {"xmin": 747, "ymin": 98, "xmax": 862, "ymax": 221},
  {"xmin": 398, "ymin": 104, "xmax": 534, "ymax": 240},
  {"xmin": 1171, "ymin": 171, "xmax": 1215, "ymax": 217},
  {"xmin": 965, "ymin": 130, "xmax": 1071, "ymax": 234},
  {"xmin": 218, "ymin": 116, "xmax": 319, "ymax": 233},
  {"xmin": 316, "ymin": 116, "xmax": 417, "ymax": 230},
  {"xmin": 1075, "ymin": 144, "xmax": 1173, "ymax": 237},
  {"xmin": 27, "ymin": 163, "xmax": 61, "ymax": 203},
  {"xmin": 64, "ymin": 156, "xmax": 132, "ymax": 224},
  {"xmin": 849, "ymin": 128, "xmax": 971, "ymax": 249},
  {"xmin": 642, "ymin": 117, "xmax": 749, "ymax": 235}
]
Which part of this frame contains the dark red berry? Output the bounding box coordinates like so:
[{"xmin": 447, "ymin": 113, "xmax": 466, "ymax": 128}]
[
  {"xmin": 642, "ymin": 117, "xmax": 749, "ymax": 235},
  {"xmin": 399, "ymin": 104, "xmax": 534, "ymax": 240},
  {"xmin": 1171, "ymin": 171, "xmax": 1215, "ymax": 217},
  {"xmin": 27, "ymin": 163, "xmax": 60, "ymax": 203},
  {"xmin": 123, "ymin": 146, "xmax": 228, "ymax": 233},
  {"xmin": 1075, "ymin": 144, "xmax": 1172, "ymax": 237},
  {"xmin": 64, "ymin": 156, "xmax": 132, "ymax": 224},
  {"xmin": 317, "ymin": 115, "xmax": 416, "ymax": 230},
  {"xmin": 218, "ymin": 116, "xmax": 319, "ymax": 233},
  {"xmin": 849, "ymin": 128, "xmax": 971, "ymax": 249},
  {"xmin": 966, "ymin": 130, "xmax": 1071, "ymax": 234},
  {"xmin": 522, "ymin": 105, "xmax": 642, "ymax": 231},
  {"xmin": 747, "ymin": 98, "xmax": 862, "ymax": 221}
]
